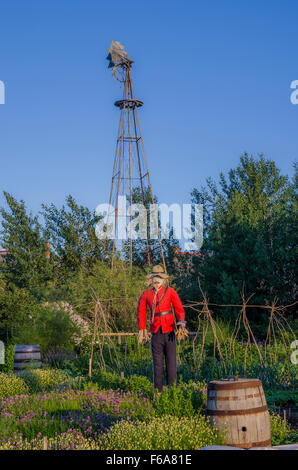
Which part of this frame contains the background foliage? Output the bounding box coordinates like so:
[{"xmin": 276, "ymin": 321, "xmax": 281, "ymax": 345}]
[{"xmin": 0, "ymin": 154, "xmax": 296, "ymax": 349}]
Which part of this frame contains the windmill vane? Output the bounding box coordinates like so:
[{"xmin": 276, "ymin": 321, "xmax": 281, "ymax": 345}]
[
  {"xmin": 102, "ymin": 41, "xmax": 166, "ymax": 269},
  {"xmin": 107, "ymin": 41, "xmax": 130, "ymax": 69}
]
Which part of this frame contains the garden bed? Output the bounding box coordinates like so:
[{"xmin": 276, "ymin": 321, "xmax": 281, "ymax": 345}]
[{"xmin": 0, "ymin": 368, "xmax": 297, "ymax": 450}]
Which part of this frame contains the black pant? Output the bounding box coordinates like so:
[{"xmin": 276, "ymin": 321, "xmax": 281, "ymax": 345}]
[{"xmin": 151, "ymin": 328, "xmax": 177, "ymax": 392}]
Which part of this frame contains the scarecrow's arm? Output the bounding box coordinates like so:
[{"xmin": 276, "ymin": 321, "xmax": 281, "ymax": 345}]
[
  {"xmin": 137, "ymin": 291, "xmax": 148, "ymax": 330},
  {"xmin": 170, "ymin": 288, "xmax": 185, "ymax": 323}
]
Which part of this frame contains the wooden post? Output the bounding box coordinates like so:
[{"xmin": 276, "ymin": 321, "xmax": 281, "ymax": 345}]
[
  {"xmin": 43, "ymin": 436, "xmax": 47, "ymax": 450},
  {"xmin": 118, "ymin": 335, "xmax": 121, "ymax": 345},
  {"xmin": 89, "ymin": 358, "xmax": 92, "ymax": 378},
  {"xmin": 120, "ymin": 371, "xmax": 124, "ymax": 379}
]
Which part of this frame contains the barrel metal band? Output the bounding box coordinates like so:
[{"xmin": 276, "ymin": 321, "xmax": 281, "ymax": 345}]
[
  {"xmin": 208, "ymin": 380, "xmax": 261, "ymax": 391},
  {"xmin": 228, "ymin": 439, "xmax": 271, "ymax": 449},
  {"xmin": 208, "ymin": 405, "xmax": 268, "ymax": 416},
  {"xmin": 208, "ymin": 393, "xmax": 265, "ymax": 401}
]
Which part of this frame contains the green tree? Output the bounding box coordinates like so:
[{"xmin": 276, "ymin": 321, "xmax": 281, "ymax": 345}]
[
  {"xmin": 62, "ymin": 259, "xmax": 147, "ymax": 331},
  {"xmin": 0, "ymin": 191, "xmax": 53, "ymax": 291},
  {"xmin": 13, "ymin": 303, "xmax": 80, "ymax": 353},
  {"xmin": 41, "ymin": 195, "xmax": 104, "ymax": 278},
  {"xmin": 187, "ymin": 154, "xmax": 297, "ymax": 323},
  {"xmin": 0, "ymin": 284, "xmax": 35, "ymax": 342}
]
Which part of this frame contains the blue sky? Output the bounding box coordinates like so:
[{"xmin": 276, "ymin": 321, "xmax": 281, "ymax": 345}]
[{"xmin": 0, "ymin": 0, "xmax": 297, "ymax": 227}]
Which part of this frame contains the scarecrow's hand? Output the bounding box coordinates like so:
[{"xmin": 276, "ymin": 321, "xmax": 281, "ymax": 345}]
[
  {"xmin": 138, "ymin": 329, "xmax": 151, "ymax": 344},
  {"xmin": 175, "ymin": 321, "xmax": 189, "ymax": 341}
]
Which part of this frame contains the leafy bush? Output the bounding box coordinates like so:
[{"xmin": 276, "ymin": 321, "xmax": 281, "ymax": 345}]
[
  {"xmin": 270, "ymin": 412, "xmax": 298, "ymax": 446},
  {"xmin": 98, "ymin": 415, "xmax": 223, "ymax": 450},
  {"xmin": 266, "ymin": 389, "xmax": 298, "ymax": 408},
  {"xmin": 0, "ymin": 372, "xmax": 29, "ymax": 398},
  {"xmin": 13, "ymin": 304, "xmax": 80, "ymax": 353},
  {"xmin": 77, "ymin": 373, "xmax": 154, "ymax": 398},
  {"xmin": 124, "ymin": 375, "xmax": 154, "ymax": 398},
  {"xmin": 55, "ymin": 375, "xmax": 87, "ymax": 391},
  {"xmin": 65, "ymin": 353, "xmax": 90, "ymax": 375},
  {"xmin": 0, "ymin": 285, "xmax": 36, "ymax": 341},
  {"xmin": 153, "ymin": 382, "xmax": 204, "ymax": 418},
  {"xmin": 0, "ymin": 344, "xmax": 15, "ymax": 373},
  {"xmin": 17, "ymin": 369, "xmax": 73, "ymax": 393},
  {"xmin": 64, "ymin": 260, "xmax": 146, "ymax": 332},
  {"xmin": 177, "ymin": 379, "xmax": 207, "ymax": 411},
  {"xmin": 92, "ymin": 370, "xmax": 126, "ymax": 391}
]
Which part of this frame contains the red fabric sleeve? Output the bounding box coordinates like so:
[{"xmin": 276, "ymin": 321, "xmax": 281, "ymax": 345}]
[
  {"xmin": 137, "ymin": 291, "xmax": 148, "ymax": 330},
  {"xmin": 170, "ymin": 288, "xmax": 185, "ymax": 322}
]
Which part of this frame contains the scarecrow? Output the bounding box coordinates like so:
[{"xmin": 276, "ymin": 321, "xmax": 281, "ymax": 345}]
[{"xmin": 137, "ymin": 265, "xmax": 188, "ymax": 393}]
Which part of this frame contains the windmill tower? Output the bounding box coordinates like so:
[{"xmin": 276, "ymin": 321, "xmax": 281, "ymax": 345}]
[{"xmin": 102, "ymin": 41, "xmax": 165, "ymax": 269}]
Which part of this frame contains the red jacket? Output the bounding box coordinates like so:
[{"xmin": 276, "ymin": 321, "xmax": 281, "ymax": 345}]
[{"xmin": 138, "ymin": 286, "xmax": 185, "ymax": 334}]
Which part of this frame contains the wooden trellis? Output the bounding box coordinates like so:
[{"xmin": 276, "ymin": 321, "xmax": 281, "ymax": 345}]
[{"xmin": 86, "ymin": 284, "xmax": 297, "ymax": 377}]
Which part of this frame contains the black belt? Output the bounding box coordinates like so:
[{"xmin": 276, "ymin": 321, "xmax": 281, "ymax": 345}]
[{"xmin": 153, "ymin": 310, "xmax": 172, "ymax": 317}]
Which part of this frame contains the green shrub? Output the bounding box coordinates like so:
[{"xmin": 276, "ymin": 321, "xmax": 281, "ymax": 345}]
[
  {"xmin": 270, "ymin": 412, "xmax": 298, "ymax": 446},
  {"xmin": 125, "ymin": 375, "xmax": 154, "ymax": 398},
  {"xmin": 17, "ymin": 369, "xmax": 72, "ymax": 393},
  {"xmin": 98, "ymin": 415, "xmax": 223, "ymax": 450},
  {"xmin": 266, "ymin": 389, "xmax": 298, "ymax": 408},
  {"xmin": 80, "ymin": 375, "xmax": 153, "ymax": 398},
  {"xmin": 178, "ymin": 379, "xmax": 207, "ymax": 411},
  {"xmin": 65, "ymin": 353, "xmax": 90, "ymax": 375},
  {"xmin": 13, "ymin": 304, "xmax": 80, "ymax": 353},
  {"xmin": 0, "ymin": 372, "xmax": 29, "ymax": 398},
  {"xmin": 153, "ymin": 383, "xmax": 198, "ymax": 418},
  {"xmin": 0, "ymin": 344, "xmax": 15, "ymax": 373},
  {"xmin": 55, "ymin": 374, "xmax": 87, "ymax": 391},
  {"xmin": 92, "ymin": 370, "xmax": 126, "ymax": 391}
]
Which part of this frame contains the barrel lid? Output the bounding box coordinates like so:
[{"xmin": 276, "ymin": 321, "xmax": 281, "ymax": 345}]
[
  {"xmin": 208, "ymin": 378, "xmax": 262, "ymax": 390},
  {"xmin": 14, "ymin": 345, "xmax": 40, "ymax": 350}
]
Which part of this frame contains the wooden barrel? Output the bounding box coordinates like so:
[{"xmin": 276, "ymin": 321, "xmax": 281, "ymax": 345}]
[
  {"xmin": 207, "ymin": 377, "xmax": 271, "ymax": 448},
  {"xmin": 14, "ymin": 345, "xmax": 41, "ymax": 371}
]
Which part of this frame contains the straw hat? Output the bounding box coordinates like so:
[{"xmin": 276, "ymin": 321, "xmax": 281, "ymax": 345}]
[{"xmin": 147, "ymin": 265, "xmax": 169, "ymax": 280}]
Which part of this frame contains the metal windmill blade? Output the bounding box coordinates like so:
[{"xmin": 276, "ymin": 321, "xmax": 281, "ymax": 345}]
[{"xmin": 107, "ymin": 41, "xmax": 130, "ymax": 68}]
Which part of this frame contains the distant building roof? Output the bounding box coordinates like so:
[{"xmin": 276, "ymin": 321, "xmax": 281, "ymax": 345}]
[
  {"xmin": 0, "ymin": 250, "xmax": 10, "ymax": 262},
  {"xmin": 172, "ymin": 247, "xmax": 204, "ymax": 274}
]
